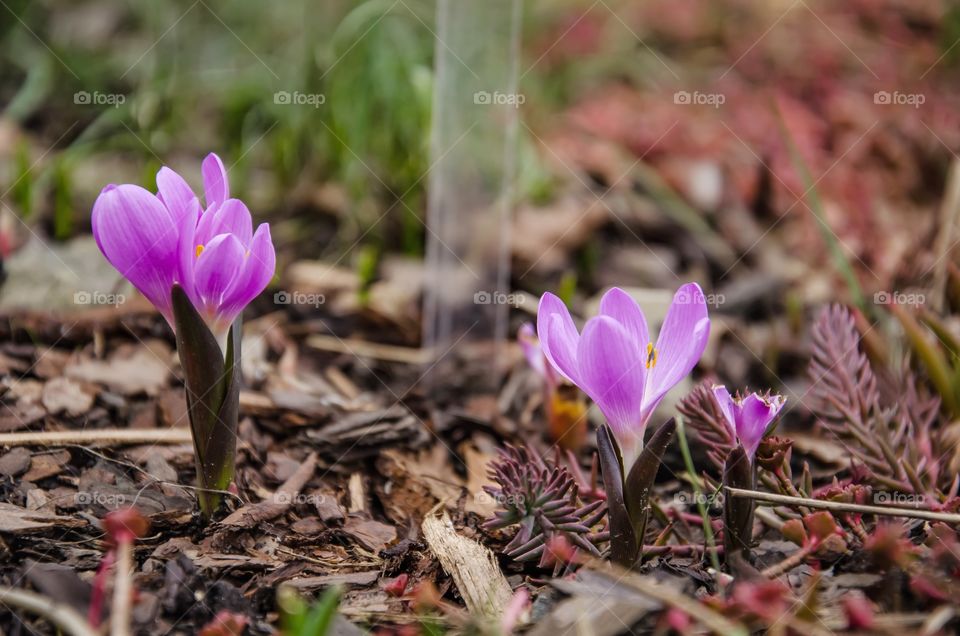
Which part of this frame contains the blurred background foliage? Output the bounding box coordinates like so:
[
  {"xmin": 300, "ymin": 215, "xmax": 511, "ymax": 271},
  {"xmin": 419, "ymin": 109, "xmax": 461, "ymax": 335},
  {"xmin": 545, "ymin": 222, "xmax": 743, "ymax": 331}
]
[
  {"xmin": 2, "ymin": 0, "xmax": 441, "ymax": 255},
  {"xmin": 3, "ymin": 0, "xmax": 960, "ymax": 302}
]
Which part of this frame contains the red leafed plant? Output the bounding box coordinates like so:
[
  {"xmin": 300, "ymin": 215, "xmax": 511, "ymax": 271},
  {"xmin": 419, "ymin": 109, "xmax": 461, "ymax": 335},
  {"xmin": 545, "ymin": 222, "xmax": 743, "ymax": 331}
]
[{"xmin": 808, "ymin": 304, "xmax": 950, "ymax": 498}]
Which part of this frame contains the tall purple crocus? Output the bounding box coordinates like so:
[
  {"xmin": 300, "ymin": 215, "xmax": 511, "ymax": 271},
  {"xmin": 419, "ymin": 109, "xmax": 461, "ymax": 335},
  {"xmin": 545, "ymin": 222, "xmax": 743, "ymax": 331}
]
[
  {"xmin": 537, "ymin": 284, "xmax": 710, "ymax": 471},
  {"xmin": 91, "ymin": 153, "xmax": 274, "ymax": 519},
  {"xmin": 712, "ymin": 386, "xmax": 786, "ymax": 461},
  {"xmin": 92, "ymin": 153, "xmax": 275, "ymax": 350}
]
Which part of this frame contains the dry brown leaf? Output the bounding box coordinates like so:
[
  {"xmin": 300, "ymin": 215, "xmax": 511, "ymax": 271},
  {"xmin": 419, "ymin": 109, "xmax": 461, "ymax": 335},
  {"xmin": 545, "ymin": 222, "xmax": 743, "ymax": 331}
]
[
  {"xmin": 41, "ymin": 377, "xmax": 94, "ymax": 416},
  {"xmin": 375, "ymin": 447, "xmax": 463, "ymax": 525},
  {"xmin": 22, "ymin": 450, "xmax": 70, "ymax": 481},
  {"xmin": 285, "ymin": 570, "xmax": 379, "ymax": 591},
  {"xmin": 65, "ymin": 341, "xmax": 171, "ymax": 396},
  {"xmin": 0, "ymin": 447, "xmax": 31, "ymax": 477},
  {"xmin": 0, "ymin": 502, "xmax": 86, "ymax": 534},
  {"xmin": 342, "ymin": 517, "xmax": 396, "ymax": 553},
  {"xmin": 462, "ymin": 443, "xmax": 498, "ymax": 517},
  {"xmin": 220, "ymin": 452, "xmax": 318, "ymax": 528}
]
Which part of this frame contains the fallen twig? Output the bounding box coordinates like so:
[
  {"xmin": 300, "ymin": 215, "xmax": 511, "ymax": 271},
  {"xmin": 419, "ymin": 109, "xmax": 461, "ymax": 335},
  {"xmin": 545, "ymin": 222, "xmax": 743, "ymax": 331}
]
[
  {"xmin": 0, "ymin": 428, "xmax": 192, "ymax": 447},
  {"xmin": 306, "ymin": 334, "xmax": 429, "ymax": 364},
  {"xmin": 725, "ymin": 487, "xmax": 960, "ymax": 524}
]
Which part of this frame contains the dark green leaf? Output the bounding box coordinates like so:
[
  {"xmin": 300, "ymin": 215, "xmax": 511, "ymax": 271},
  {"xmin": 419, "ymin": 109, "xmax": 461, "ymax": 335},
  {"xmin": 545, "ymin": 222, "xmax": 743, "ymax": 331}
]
[
  {"xmin": 596, "ymin": 424, "xmax": 636, "ymax": 567},
  {"xmin": 723, "ymin": 445, "xmax": 756, "ymax": 565},
  {"xmin": 624, "ymin": 418, "xmax": 675, "ymax": 560},
  {"xmin": 171, "ymin": 285, "xmax": 241, "ymax": 519}
]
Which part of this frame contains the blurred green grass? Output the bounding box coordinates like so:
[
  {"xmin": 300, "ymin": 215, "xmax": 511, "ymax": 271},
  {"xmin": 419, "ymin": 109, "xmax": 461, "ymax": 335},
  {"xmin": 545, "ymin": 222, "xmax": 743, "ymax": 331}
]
[{"xmin": 1, "ymin": 0, "xmax": 440, "ymax": 253}]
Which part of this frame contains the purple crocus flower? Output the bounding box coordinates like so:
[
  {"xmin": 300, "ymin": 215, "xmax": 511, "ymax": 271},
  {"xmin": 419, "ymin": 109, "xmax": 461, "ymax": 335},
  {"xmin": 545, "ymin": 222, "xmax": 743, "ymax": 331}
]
[
  {"xmin": 92, "ymin": 153, "xmax": 275, "ymax": 350},
  {"xmin": 537, "ymin": 284, "xmax": 710, "ymax": 470},
  {"xmin": 712, "ymin": 386, "xmax": 786, "ymax": 460}
]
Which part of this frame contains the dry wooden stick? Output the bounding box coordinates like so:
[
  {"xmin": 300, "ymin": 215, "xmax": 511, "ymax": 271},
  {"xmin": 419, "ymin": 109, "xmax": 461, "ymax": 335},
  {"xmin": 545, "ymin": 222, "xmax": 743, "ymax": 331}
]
[
  {"xmin": 0, "ymin": 587, "xmax": 97, "ymax": 636},
  {"xmin": 725, "ymin": 487, "xmax": 960, "ymax": 524},
  {"xmin": 422, "ymin": 509, "xmax": 512, "ymax": 621},
  {"xmin": 0, "ymin": 428, "xmax": 192, "ymax": 447},
  {"xmin": 306, "ymin": 334, "xmax": 429, "ymax": 364}
]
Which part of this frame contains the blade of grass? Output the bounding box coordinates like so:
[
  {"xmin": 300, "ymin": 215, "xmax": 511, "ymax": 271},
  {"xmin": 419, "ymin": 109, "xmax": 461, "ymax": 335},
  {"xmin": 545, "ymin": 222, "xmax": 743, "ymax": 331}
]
[
  {"xmin": 775, "ymin": 105, "xmax": 867, "ymax": 315},
  {"xmin": 676, "ymin": 416, "xmax": 722, "ymax": 574},
  {"xmin": 931, "ymin": 159, "xmax": 960, "ymax": 313}
]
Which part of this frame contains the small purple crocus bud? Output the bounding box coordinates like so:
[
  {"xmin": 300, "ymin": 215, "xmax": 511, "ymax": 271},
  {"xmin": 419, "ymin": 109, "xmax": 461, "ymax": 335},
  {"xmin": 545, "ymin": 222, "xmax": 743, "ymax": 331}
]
[
  {"xmin": 712, "ymin": 386, "xmax": 786, "ymax": 461},
  {"xmin": 92, "ymin": 153, "xmax": 275, "ymax": 351},
  {"xmin": 518, "ymin": 322, "xmax": 588, "ymax": 451},
  {"xmin": 536, "ymin": 284, "xmax": 710, "ymax": 471},
  {"xmin": 518, "ymin": 322, "xmax": 557, "ymax": 387}
]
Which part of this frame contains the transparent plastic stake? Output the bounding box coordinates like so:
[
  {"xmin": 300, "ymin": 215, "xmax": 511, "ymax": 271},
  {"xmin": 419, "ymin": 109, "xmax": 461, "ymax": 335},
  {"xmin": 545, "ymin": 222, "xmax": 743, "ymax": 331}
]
[{"xmin": 422, "ymin": 0, "xmax": 522, "ymax": 393}]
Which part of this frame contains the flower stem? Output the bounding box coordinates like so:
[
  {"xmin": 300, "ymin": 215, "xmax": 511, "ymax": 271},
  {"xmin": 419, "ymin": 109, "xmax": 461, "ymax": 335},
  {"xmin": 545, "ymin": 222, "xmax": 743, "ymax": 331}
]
[
  {"xmin": 110, "ymin": 540, "xmax": 133, "ymax": 636},
  {"xmin": 88, "ymin": 550, "xmax": 115, "ymax": 627}
]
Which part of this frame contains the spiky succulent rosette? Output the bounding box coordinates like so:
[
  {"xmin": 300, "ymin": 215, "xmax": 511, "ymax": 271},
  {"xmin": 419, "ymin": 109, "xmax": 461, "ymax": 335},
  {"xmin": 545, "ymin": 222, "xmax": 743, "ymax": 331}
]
[{"xmin": 482, "ymin": 446, "xmax": 605, "ymax": 567}]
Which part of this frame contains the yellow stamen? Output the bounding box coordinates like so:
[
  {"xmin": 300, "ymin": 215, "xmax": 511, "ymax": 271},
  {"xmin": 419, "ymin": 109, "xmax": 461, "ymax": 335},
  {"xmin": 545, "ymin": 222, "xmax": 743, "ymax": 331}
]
[
  {"xmin": 195, "ymin": 244, "xmax": 204, "ymax": 258},
  {"xmin": 646, "ymin": 342, "xmax": 658, "ymax": 369}
]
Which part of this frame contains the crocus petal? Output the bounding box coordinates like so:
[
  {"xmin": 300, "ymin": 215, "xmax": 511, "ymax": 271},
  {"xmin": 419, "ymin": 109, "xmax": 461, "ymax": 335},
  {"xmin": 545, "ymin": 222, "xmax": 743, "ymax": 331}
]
[
  {"xmin": 175, "ymin": 198, "xmax": 203, "ymax": 307},
  {"xmin": 194, "ymin": 234, "xmax": 246, "ymax": 316},
  {"xmin": 712, "ymin": 385, "xmax": 738, "ymax": 440},
  {"xmin": 156, "ymin": 167, "xmax": 198, "ymax": 222},
  {"xmin": 738, "ymin": 394, "xmax": 785, "ymax": 458},
  {"xmin": 92, "ymin": 184, "xmax": 178, "ymax": 322},
  {"xmin": 195, "ymin": 198, "xmax": 253, "ymax": 247},
  {"xmin": 201, "ymin": 153, "xmax": 229, "ymax": 209},
  {"xmin": 577, "ymin": 316, "xmax": 646, "ymax": 467},
  {"xmin": 218, "ymin": 224, "xmax": 276, "ymax": 321},
  {"xmin": 537, "ymin": 292, "xmax": 581, "ymax": 385},
  {"xmin": 518, "ymin": 323, "xmax": 546, "ymax": 377},
  {"xmin": 599, "ymin": 287, "xmax": 649, "ymax": 349},
  {"xmin": 645, "ymin": 282, "xmax": 710, "ymax": 410}
]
